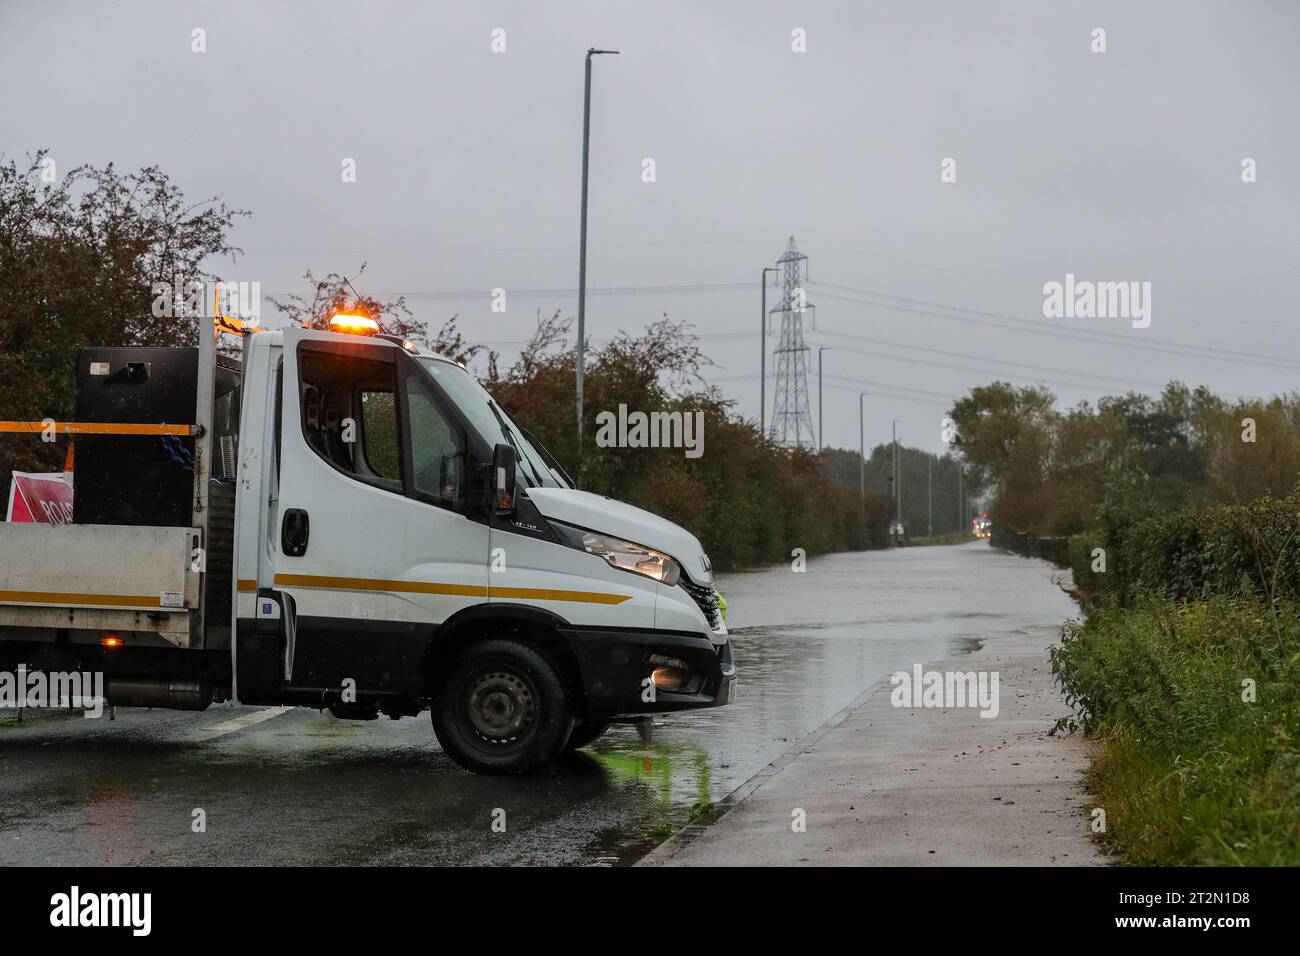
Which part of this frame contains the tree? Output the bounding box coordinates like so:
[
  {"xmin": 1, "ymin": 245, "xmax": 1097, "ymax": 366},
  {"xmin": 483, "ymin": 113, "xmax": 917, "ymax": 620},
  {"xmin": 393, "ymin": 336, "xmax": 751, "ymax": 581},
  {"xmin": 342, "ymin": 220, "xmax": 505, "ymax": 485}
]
[
  {"xmin": 0, "ymin": 151, "xmax": 245, "ymax": 493},
  {"xmin": 949, "ymin": 382, "xmax": 1056, "ymax": 533},
  {"xmin": 483, "ymin": 311, "xmax": 886, "ymax": 569},
  {"xmin": 267, "ymin": 262, "xmax": 480, "ymax": 366}
]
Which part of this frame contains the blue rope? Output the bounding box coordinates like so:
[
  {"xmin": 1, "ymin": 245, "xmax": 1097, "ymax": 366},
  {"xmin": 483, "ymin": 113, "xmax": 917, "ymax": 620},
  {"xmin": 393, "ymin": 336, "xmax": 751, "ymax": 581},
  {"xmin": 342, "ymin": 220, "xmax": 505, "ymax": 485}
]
[
  {"xmin": 158, "ymin": 433, "xmax": 235, "ymax": 482},
  {"xmin": 159, "ymin": 434, "xmax": 194, "ymax": 472}
]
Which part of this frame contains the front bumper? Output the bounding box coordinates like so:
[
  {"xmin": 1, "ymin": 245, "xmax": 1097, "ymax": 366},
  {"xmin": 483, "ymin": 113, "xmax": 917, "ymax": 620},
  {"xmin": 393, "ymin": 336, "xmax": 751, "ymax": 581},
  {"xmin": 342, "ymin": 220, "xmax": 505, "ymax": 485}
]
[{"xmin": 562, "ymin": 626, "xmax": 736, "ymax": 718}]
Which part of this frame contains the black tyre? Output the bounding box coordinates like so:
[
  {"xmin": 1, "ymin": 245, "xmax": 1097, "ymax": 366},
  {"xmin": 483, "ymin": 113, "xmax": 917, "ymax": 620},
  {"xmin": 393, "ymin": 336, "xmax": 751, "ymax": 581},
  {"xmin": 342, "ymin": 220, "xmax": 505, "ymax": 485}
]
[
  {"xmin": 563, "ymin": 719, "xmax": 611, "ymax": 753},
  {"xmin": 431, "ymin": 639, "xmax": 574, "ymax": 775}
]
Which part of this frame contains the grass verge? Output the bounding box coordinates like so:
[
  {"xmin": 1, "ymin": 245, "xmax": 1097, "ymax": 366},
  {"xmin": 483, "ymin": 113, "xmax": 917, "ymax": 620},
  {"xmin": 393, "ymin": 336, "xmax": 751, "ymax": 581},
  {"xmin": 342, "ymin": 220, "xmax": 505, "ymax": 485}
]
[{"xmin": 1051, "ymin": 597, "xmax": 1300, "ymax": 865}]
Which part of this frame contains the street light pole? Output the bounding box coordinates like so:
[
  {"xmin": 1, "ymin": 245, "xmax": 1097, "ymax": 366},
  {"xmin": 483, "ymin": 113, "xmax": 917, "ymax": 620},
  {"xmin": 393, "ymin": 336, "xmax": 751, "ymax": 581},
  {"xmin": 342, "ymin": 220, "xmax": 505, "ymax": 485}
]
[
  {"xmin": 892, "ymin": 419, "xmax": 901, "ymax": 522},
  {"xmin": 760, "ymin": 266, "xmax": 777, "ymax": 439},
  {"xmin": 927, "ymin": 453, "xmax": 933, "ymax": 537},
  {"xmin": 958, "ymin": 465, "xmax": 963, "ymax": 533},
  {"xmin": 858, "ymin": 393, "xmax": 867, "ymax": 499},
  {"xmin": 576, "ymin": 47, "xmax": 619, "ymax": 469},
  {"xmin": 818, "ymin": 346, "xmax": 832, "ymax": 451}
]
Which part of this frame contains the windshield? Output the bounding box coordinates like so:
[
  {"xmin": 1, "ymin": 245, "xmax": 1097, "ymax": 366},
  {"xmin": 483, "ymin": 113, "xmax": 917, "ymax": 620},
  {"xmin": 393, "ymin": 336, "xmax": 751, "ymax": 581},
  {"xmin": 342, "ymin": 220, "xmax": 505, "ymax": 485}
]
[{"xmin": 418, "ymin": 358, "xmax": 567, "ymax": 489}]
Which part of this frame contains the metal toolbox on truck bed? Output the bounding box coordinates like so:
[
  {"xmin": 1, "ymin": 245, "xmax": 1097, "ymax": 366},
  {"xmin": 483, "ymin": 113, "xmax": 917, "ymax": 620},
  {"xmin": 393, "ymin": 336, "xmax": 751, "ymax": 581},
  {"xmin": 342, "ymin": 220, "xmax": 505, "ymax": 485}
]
[{"xmin": 0, "ymin": 523, "xmax": 202, "ymax": 647}]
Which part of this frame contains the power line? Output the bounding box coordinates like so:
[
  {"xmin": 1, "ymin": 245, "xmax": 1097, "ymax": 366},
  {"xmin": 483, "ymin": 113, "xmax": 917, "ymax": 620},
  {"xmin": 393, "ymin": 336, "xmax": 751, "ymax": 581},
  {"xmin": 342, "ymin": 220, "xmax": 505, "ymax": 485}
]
[
  {"xmin": 255, "ymin": 235, "xmax": 788, "ymax": 258},
  {"xmin": 270, "ymin": 271, "xmax": 1296, "ymax": 371},
  {"xmin": 823, "ymin": 380, "xmax": 949, "ymax": 407},
  {"xmin": 266, "ymin": 280, "xmax": 755, "ymax": 302},
  {"xmin": 806, "ymin": 280, "xmax": 1300, "ymax": 371},
  {"xmin": 821, "ymin": 373, "xmax": 953, "ymax": 402},
  {"xmin": 806, "ymin": 330, "xmax": 1168, "ymax": 393},
  {"xmin": 799, "ymin": 238, "xmax": 1026, "ymax": 289},
  {"xmin": 711, "ymin": 372, "xmax": 953, "ymax": 406}
]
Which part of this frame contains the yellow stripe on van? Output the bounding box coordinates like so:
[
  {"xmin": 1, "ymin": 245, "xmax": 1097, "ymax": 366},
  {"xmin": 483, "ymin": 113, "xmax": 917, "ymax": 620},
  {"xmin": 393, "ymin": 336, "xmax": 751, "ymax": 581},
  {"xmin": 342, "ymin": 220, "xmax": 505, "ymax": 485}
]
[
  {"xmin": 270, "ymin": 574, "xmax": 630, "ymax": 605},
  {"xmin": 490, "ymin": 586, "xmax": 632, "ymax": 606},
  {"xmin": 0, "ymin": 590, "xmax": 163, "ymax": 608},
  {"xmin": 273, "ymin": 573, "xmax": 488, "ymax": 597},
  {"xmin": 236, "ymin": 579, "xmax": 259, "ymax": 592}
]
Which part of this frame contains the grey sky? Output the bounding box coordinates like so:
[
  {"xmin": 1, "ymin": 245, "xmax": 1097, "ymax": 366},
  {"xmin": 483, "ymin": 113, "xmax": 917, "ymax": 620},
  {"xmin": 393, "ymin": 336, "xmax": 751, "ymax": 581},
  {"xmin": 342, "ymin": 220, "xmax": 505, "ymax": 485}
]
[{"xmin": 5, "ymin": 0, "xmax": 1297, "ymax": 454}]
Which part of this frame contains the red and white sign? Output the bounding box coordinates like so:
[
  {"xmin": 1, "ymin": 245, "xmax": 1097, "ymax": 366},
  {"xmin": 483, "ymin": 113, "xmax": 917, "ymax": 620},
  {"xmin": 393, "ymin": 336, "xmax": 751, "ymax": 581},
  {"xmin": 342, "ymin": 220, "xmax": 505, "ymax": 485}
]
[{"xmin": 6, "ymin": 472, "xmax": 74, "ymax": 524}]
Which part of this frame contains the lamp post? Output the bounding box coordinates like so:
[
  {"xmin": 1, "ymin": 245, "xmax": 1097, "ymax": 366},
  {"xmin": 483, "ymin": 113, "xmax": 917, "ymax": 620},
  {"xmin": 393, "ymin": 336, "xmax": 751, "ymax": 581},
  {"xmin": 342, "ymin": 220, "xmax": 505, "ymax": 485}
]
[
  {"xmin": 576, "ymin": 47, "xmax": 619, "ymax": 466},
  {"xmin": 958, "ymin": 465, "xmax": 964, "ymax": 534},
  {"xmin": 818, "ymin": 347, "xmax": 832, "ymax": 452},
  {"xmin": 892, "ymin": 419, "xmax": 901, "ymax": 522},
  {"xmin": 927, "ymin": 453, "xmax": 933, "ymax": 537},
  {"xmin": 858, "ymin": 393, "xmax": 868, "ymax": 500},
  {"xmin": 760, "ymin": 266, "xmax": 777, "ymax": 438}
]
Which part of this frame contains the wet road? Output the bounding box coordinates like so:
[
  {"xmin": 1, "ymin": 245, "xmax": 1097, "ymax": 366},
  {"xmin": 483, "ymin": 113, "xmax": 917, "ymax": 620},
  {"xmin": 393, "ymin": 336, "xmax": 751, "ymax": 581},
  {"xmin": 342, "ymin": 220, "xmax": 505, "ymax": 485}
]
[{"xmin": 0, "ymin": 542, "xmax": 1075, "ymax": 865}]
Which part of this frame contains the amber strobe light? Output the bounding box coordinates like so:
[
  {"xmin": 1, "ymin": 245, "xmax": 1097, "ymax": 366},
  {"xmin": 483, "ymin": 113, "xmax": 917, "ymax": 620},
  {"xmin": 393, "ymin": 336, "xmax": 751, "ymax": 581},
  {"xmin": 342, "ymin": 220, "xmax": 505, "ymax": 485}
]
[
  {"xmin": 100, "ymin": 635, "xmax": 123, "ymax": 648},
  {"xmin": 328, "ymin": 313, "xmax": 380, "ymax": 335}
]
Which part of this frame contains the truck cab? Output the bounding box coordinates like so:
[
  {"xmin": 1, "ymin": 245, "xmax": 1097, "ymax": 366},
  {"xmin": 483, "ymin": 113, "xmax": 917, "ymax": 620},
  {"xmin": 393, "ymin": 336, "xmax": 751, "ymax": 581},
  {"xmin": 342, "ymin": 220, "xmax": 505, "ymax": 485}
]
[{"xmin": 0, "ymin": 321, "xmax": 735, "ymax": 775}]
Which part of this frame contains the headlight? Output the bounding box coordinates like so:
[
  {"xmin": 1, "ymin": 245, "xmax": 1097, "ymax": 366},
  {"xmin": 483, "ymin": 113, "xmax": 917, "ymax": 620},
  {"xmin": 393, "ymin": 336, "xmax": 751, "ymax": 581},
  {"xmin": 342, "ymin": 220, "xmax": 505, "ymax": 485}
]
[{"xmin": 551, "ymin": 522, "xmax": 681, "ymax": 586}]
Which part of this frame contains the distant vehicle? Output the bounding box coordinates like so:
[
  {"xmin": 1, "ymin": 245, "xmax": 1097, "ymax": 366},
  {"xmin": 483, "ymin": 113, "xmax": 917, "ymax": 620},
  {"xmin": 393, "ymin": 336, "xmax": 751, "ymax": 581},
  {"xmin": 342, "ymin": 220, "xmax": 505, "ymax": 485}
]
[
  {"xmin": 973, "ymin": 515, "xmax": 992, "ymax": 539},
  {"xmin": 0, "ymin": 314, "xmax": 735, "ymax": 775}
]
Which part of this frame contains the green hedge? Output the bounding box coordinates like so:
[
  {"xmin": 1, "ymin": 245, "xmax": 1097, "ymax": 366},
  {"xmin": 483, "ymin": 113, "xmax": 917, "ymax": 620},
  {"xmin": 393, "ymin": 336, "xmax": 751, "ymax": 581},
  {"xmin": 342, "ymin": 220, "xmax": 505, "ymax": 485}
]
[
  {"xmin": 1124, "ymin": 497, "xmax": 1300, "ymax": 604},
  {"xmin": 1054, "ymin": 495, "xmax": 1300, "ymax": 864},
  {"xmin": 1069, "ymin": 496, "xmax": 1300, "ymax": 606}
]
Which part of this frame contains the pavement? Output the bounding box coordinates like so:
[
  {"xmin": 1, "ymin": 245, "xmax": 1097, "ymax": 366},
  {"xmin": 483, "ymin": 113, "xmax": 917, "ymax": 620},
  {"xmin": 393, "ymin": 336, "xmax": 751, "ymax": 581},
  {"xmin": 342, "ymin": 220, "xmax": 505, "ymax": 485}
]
[{"xmin": 640, "ymin": 570, "xmax": 1106, "ymax": 867}]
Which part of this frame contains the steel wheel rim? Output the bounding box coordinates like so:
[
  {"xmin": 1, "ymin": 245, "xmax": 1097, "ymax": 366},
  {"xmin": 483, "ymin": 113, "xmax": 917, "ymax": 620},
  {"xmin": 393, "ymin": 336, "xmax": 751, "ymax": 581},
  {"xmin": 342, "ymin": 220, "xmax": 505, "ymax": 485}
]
[{"xmin": 465, "ymin": 669, "xmax": 535, "ymax": 744}]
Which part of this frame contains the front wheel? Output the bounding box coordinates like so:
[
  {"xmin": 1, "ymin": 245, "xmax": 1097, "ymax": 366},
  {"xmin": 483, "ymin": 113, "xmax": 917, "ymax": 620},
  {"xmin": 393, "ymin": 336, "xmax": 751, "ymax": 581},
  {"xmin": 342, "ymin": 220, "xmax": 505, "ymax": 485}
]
[{"xmin": 431, "ymin": 639, "xmax": 574, "ymax": 775}]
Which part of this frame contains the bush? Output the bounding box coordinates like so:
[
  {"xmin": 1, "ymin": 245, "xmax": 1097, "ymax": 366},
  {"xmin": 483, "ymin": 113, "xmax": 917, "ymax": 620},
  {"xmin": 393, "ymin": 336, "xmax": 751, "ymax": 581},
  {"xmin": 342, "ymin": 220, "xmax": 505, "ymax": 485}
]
[
  {"xmin": 483, "ymin": 313, "xmax": 892, "ymax": 572},
  {"xmin": 1051, "ymin": 598, "xmax": 1300, "ymax": 865},
  {"xmin": 1123, "ymin": 496, "xmax": 1300, "ymax": 604},
  {"xmin": 1071, "ymin": 495, "xmax": 1300, "ymax": 607},
  {"xmin": 1068, "ymin": 530, "xmax": 1104, "ymax": 595}
]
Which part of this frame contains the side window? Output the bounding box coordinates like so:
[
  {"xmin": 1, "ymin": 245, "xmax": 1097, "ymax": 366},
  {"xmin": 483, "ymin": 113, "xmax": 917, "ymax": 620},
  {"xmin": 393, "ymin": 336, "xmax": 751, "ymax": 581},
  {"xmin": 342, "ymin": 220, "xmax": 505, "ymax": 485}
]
[
  {"xmin": 360, "ymin": 391, "xmax": 400, "ymax": 481},
  {"xmin": 405, "ymin": 369, "xmax": 463, "ymax": 506},
  {"xmin": 298, "ymin": 347, "xmax": 401, "ymax": 492}
]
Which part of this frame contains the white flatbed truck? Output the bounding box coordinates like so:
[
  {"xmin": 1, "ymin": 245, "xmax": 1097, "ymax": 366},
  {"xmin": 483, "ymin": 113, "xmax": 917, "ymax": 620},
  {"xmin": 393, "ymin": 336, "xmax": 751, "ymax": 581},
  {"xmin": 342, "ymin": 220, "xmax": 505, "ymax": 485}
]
[{"xmin": 0, "ymin": 316, "xmax": 734, "ymax": 773}]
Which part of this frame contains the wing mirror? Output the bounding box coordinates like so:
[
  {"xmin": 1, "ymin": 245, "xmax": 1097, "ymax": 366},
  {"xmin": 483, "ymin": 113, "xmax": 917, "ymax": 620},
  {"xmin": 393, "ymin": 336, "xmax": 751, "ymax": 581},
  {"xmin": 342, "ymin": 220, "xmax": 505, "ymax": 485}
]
[{"xmin": 492, "ymin": 443, "xmax": 517, "ymax": 515}]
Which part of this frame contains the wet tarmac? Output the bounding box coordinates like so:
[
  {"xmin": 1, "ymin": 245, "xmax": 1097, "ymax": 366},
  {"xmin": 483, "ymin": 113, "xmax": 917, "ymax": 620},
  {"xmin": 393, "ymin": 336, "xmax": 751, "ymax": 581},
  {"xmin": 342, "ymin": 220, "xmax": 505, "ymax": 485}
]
[{"xmin": 0, "ymin": 542, "xmax": 1076, "ymax": 865}]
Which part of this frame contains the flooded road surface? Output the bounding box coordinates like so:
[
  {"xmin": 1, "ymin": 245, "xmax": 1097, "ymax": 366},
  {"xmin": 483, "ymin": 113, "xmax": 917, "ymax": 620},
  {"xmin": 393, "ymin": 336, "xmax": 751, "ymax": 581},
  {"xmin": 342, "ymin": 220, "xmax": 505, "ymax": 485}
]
[{"xmin": 0, "ymin": 542, "xmax": 1076, "ymax": 865}]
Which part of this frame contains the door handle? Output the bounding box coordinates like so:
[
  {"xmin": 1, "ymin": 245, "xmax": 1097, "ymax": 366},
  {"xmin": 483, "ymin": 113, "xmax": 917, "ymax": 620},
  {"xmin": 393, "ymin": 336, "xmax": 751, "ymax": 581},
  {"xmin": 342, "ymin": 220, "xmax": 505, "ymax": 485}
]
[{"xmin": 281, "ymin": 508, "xmax": 310, "ymax": 556}]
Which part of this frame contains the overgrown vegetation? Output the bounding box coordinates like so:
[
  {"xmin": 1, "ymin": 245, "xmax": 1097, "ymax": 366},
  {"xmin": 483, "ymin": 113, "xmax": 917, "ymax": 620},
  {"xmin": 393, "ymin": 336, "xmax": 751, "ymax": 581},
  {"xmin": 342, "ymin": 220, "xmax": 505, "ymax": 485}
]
[
  {"xmin": 950, "ymin": 380, "xmax": 1300, "ymax": 539},
  {"xmin": 480, "ymin": 310, "xmax": 892, "ymax": 571},
  {"xmin": 949, "ymin": 378, "xmax": 1300, "ymax": 864},
  {"xmin": 1050, "ymin": 494, "xmax": 1300, "ymax": 865},
  {"xmin": 1052, "ymin": 596, "xmax": 1300, "ymax": 865}
]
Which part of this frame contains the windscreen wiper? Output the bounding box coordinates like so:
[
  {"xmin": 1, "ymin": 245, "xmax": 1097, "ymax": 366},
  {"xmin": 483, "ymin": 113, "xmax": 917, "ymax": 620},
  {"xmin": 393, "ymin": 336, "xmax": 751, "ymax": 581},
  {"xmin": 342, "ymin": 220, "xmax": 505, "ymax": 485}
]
[
  {"xmin": 486, "ymin": 401, "xmax": 545, "ymax": 487},
  {"xmin": 517, "ymin": 423, "xmax": 575, "ymax": 488}
]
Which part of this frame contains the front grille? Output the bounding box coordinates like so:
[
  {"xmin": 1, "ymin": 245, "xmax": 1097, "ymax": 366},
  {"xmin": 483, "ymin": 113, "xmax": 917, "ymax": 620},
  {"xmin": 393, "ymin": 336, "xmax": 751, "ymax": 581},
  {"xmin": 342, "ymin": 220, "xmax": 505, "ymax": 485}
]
[{"xmin": 679, "ymin": 577, "xmax": 723, "ymax": 631}]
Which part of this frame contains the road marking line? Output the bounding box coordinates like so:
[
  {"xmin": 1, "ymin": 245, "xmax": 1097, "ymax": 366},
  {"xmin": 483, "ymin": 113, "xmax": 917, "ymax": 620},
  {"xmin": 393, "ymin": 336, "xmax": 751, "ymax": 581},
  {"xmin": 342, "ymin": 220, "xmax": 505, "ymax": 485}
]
[{"xmin": 192, "ymin": 706, "xmax": 293, "ymax": 742}]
